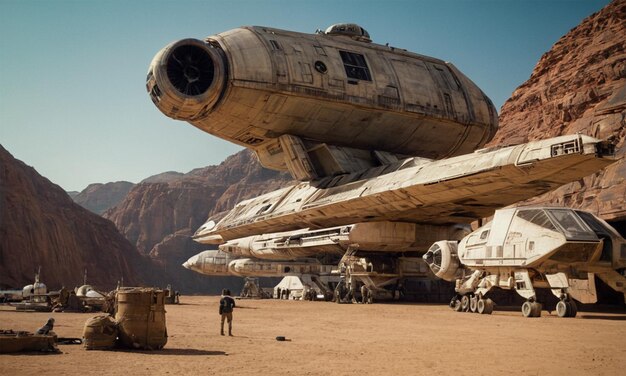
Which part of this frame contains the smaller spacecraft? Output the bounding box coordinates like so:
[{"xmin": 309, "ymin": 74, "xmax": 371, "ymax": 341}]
[{"xmin": 423, "ymin": 207, "xmax": 626, "ymax": 317}]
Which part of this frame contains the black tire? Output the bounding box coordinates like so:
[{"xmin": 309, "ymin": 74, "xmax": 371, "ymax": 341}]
[
  {"xmin": 449, "ymin": 296, "xmax": 457, "ymax": 309},
  {"xmin": 566, "ymin": 301, "xmax": 578, "ymax": 318},
  {"xmin": 477, "ymin": 298, "xmax": 494, "ymax": 314},
  {"xmin": 484, "ymin": 298, "xmax": 494, "ymax": 314},
  {"xmin": 531, "ymin": 302, "xmax": 542, "ymax": 317},
  {"xmin": 452, "ymin": 299, "xmax": 463, "ymax": 312}
]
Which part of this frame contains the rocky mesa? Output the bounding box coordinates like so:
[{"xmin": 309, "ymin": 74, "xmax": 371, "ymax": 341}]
[{"xmin": 72, "ymin": 181, "xmax": 135, "ymax": 215}]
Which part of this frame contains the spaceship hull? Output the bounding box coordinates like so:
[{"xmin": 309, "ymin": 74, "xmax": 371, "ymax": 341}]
[{"xmin": 195, "ymin": 134, "xmax": 615, "ymax": 243}]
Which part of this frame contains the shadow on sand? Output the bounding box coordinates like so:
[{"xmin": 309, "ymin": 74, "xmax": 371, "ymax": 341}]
[
  {"xmin": 117, "ymin": 348, "xmax": 228, "ymax": 356},
  {"xmin": 579, "ymin": 315, "xmax": 626, "ymax": 321}
]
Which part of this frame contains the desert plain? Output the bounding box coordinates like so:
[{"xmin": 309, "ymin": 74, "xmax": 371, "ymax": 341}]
[{"xmin": 1, "ymin": 295, "xmax": 625, "ymax": 375}]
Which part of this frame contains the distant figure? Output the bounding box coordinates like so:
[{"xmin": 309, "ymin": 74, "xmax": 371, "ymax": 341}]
[
  {"xmin": 67, "ymin": 291, "xmax": 82, "ymax": 312},
  {"xmin": 59, "ymin": 286, "xmax": 69, "ymax": 306},
  {"xmin": 360, "ymin": 285, "xmax": 368, "ymax": 304},
  {"xmin": 276, "ymin": 287, "xmax": 282, "ymax": 299},
  {"xmin": 219, "ymin": 289, "xmax": 236, "ymax": 336},
  {"xmin": 36, "ymin": 317, "xmax": 55, "ymax": 335}
]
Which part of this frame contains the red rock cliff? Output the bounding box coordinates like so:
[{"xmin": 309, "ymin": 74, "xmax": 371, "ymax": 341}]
[
  {"xmin": 103, "ymin": 149, "xmax": 292, "ymax": 292},
  {"xmin": 490, "ymin": 0, "xmax": 626, "ymax": 221},
  {"xmin": 0, "ymin": 145, "xmax": 149, "ymax": 290}
]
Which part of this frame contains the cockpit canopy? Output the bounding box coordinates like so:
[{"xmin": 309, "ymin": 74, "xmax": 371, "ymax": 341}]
[
  {"xmin": 516, "ymin": 208, "xmax": 598, "ymax": 241},
  {"xmin": 324, "ymin": 23, "xmax": 371, "ymax": 42}
]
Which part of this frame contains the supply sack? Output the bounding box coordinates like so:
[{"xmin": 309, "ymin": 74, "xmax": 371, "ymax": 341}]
[{"xmin": 82, "ymin": 315, "xmax": 118, "ymax": 350}]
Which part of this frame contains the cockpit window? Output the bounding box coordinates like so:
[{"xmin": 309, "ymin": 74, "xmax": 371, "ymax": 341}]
[
  {"xmin": 479, "ymin": 230, "xmax": 489, "ymax": 240},
  {"xmin": 576, "ymin": 210, "xmax": 621, "ymax": 238},
  {"xmin": 546, "ymin": 209, "xmax": 597, "ymax": 241},
  {"xmin": 516, "ymin": 209, "xmax": 557, "ymax": 231}
]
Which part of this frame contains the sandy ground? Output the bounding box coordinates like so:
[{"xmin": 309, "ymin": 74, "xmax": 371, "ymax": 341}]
[{"xmin": 1, "ymin": 296, "xmax": 625, "ymax": 376}]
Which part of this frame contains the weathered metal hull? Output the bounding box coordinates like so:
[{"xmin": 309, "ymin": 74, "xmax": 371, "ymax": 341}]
[
  {"xmin": 423, "ymin": 207, "xmax": 626, "ymax": 314},
  {"xmin": 147, "ymin": 25, "xmax": 498, "ymax": 179},
  {"xmin": 195, "ymin": 134, "xmax": 615, "ymax": 244},
  {"xmin": 182, "ymin": 250, "xmax": 336, "ymax": 277}
]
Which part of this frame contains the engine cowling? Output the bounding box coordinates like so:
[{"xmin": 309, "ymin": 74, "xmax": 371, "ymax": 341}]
[
  {"xmin": 146, "ymin": 38, "xmax": 227, "ymax": 121},
  {"xmin": 423, "ymin": 241, "xmax": 461, "ymax": 281}
]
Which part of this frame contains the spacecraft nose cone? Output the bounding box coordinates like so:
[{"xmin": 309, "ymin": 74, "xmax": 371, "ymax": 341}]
[{"xmin": 182, "ymin": 254, "xmax": 199, "ymax": 270}]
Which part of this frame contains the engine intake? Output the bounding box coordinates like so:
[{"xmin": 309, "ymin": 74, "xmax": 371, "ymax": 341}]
[
  {"xmin": 423, "ymin": 241, "xmax": 461, "ymax": 281},
  {"xmin": 166, "ymin": 44, "xmax": 215, "ymax": 96},
  {"xmin": 146, "ymin": 38, "xmax": 227, "ymax": 121}
]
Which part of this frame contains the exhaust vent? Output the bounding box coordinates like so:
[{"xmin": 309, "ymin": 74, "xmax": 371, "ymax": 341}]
[{"xmin": 166, "ymin": 45, "xmax": 215, "ymax": 96}]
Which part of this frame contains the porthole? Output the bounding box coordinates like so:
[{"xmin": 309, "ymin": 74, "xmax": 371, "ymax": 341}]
[{"xmin": 314, "ymin": 60, "xmax": 328, "ymax": 74}]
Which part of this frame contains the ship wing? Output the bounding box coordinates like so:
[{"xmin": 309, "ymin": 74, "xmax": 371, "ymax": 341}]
[{"xmin": 196, "ymin": 134, "xmax": 616, "ymax": 243}]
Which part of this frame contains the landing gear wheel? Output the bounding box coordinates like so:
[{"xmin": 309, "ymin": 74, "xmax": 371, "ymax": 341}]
[
  {"xmin": 522, "ymin": 301, "xmax": 542, "ymax": 317},
  {"xmin": 469, "ymin": 295, "xmax": 478, "ymax": 313},
  {"xmin": 556, "ymin": 301, "xmax": 567, "ymax": 317},
  {"xmin": 531, "ymin": 302, "xmax": 542, "ymax": 317},
  {"xmin": 477, "ymin": 298, "xmax": 494, "ymax": 315},
  {"xmin": 556, "ymin": 300, "xmax": 577, "ymax": 318},
  {"xmin": 567, "ymin": 300, "xmax": 577, "ymax": 318},
  {"xmin": 461, "ymin": 295, "xmax": 471, "ymax": 312},
  {"xmin": 449, "ymin": 296, "xmax": 457, "ymax": 309},
  {"xmin": 450, "ymin": 298, "xmax": 462, "ymax": 312}
]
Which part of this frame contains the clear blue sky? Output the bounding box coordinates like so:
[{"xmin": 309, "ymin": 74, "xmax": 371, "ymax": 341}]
[{"xmin": 0, "ymin": 0, "xmax": 609, "ymax": 192}]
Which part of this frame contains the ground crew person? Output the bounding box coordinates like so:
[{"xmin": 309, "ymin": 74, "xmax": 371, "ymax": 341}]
[
  {"xmin": 59, "ymin": 286, "xmax": 69, "ymax": 306},
  {"xmin": 219, "ymin": 289, "xmax": 236, "ymax": 336},
  {"xmin": 360, "ymin": 284, "xmax": 368, "ymax": 304}
]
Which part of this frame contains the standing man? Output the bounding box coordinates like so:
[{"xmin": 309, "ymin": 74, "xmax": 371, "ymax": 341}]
[{"xmin": 219, "ymin": 289, "xmax": 236, "ymax": 336}]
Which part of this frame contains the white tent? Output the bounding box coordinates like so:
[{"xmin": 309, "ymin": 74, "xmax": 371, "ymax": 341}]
[{"xmin": 274, "ymin": 276, "xmax": 305, "ymax": 299}]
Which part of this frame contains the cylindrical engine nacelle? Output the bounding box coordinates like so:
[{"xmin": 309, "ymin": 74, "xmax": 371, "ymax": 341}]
[
  {"xmin": 146, "ymin": 38, "xmax": 227, "ymax": 121},
  {"xmin": 147, "ymin": 25, "xmax": 498, "ymax": 168},
  {"xmin": 423, "ymin": 241, "xmax": 461, "ymax": 281},
  {"xmin": 219, "ymin": 236, "xmax": 256, "ymax": 258},
  {"xmin": 182, "ymin": 250, "xmax": 234, "ymax": 276}
]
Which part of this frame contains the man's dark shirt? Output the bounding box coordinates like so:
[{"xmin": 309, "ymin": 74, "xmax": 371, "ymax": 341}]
[{"xmin": 219, "ymin": 296, "xmax": 236, "ymax": 314}]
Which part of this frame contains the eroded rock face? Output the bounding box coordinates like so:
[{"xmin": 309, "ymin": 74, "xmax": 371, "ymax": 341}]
[
  {"xmin": 103, "ymin": 149, "xmax": 292, "ymax": 292},
  {"xmin": 490, "ymin": 0, "xmax": 626, "ymax": 221},
  {"xmin": 0, "ymin": 145, "xmax": 148, "ymax": 290},
  {"xmin": 105, "ymin": 150, "xmax": 291, "ymax": 255},
  {"xmin": 72, "ymin": 181, "xmax": 135, "ymax": 215}
]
